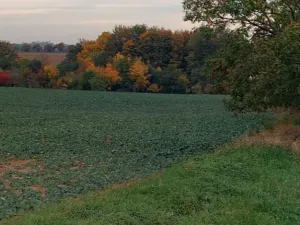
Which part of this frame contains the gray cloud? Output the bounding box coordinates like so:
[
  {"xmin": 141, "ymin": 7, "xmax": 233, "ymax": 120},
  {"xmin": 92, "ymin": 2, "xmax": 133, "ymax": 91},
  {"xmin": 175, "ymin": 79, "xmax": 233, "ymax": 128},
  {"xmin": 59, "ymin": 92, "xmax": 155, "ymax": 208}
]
[{"xmin": 0, "ymin": 0, "xmax": 194, "ymax": 43}]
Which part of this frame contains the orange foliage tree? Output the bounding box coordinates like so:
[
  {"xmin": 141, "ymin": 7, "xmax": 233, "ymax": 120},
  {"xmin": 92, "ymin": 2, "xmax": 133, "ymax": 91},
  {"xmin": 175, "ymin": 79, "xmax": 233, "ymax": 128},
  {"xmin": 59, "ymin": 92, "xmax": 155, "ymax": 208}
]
[
  {"xmin": 92, "ymin": 64, "xmax": 122, "ymax": 89},
  {"xmin": 77, "ymin": 32, "xmax": 112, "ymax": 69},
  {"xmin": 129, "ymin": 59, "xmax": 150, "ymax": 91}
]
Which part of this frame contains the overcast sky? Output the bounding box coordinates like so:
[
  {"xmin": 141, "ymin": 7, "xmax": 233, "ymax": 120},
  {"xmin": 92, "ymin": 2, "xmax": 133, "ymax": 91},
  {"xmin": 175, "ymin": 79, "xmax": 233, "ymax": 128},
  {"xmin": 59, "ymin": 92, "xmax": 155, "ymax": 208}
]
[{"xmin": 0, "ymin": 0, "xmax": 195, "ymax": 44}]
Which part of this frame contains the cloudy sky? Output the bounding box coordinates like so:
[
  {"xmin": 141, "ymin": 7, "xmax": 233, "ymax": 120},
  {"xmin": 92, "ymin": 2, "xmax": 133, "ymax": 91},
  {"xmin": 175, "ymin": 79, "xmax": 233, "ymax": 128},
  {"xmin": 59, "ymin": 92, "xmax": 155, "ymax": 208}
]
[{"xmin": 0, "ymin": 0, "xmax": 195, "ymax": 44}]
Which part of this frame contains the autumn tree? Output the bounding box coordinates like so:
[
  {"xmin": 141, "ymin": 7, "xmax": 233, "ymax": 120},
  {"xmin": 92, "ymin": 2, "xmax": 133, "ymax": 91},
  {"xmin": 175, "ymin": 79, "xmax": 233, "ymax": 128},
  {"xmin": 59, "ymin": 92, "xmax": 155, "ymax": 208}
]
[
  {"xmin": 78, "ymin": 32, "xmax": 112, "ymax": 69},
  {"xmin": 90, "ymin": 64, "xmax": 122, "ymax": 90},
  {"xmin": 44, "ymin": 65, "xmax": 59, "ymax": 79},
  {"xmin": 129, "ymin": 58, "xmax": 150, "ymax": 91}
]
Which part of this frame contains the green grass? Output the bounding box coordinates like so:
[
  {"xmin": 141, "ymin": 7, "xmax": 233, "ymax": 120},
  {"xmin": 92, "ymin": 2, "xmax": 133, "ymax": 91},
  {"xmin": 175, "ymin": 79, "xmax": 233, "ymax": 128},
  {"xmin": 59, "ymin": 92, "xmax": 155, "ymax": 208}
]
[
  {"xmin": 0, "ymin": 88, "xmax": 265, "ymax": 220},
  {"xmin": 3, "ymin": 145, "xmax": 300, "ymax": 225}
]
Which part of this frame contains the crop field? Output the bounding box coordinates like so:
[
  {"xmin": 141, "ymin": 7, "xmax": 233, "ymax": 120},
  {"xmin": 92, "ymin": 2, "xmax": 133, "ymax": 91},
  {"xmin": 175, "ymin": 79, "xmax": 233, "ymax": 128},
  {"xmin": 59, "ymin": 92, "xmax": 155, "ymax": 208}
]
[
  {"xmin": 0, "ymin": 88, "xmax": 265, "ymax": 220},
  {"xmin": 18, "ymin": 52, "xmax": 66, "ymax": 65}
]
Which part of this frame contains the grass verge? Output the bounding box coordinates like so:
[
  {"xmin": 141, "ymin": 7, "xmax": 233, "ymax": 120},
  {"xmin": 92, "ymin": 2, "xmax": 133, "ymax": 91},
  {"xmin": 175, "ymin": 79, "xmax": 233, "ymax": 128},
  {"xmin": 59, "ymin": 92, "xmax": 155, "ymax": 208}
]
[{"xmin": 3, "ymin": 145, "xmax": 300, "ymax": 225}]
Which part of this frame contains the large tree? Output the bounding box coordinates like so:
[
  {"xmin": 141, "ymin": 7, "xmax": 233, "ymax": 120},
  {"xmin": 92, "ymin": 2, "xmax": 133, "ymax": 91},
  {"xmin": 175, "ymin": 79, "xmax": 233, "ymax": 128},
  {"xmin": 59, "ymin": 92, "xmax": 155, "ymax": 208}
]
[
  {"xmin": 183, "ymin": 0, "xmax": 300, "ymax": 38},
  {"xmin": 136, "ymin": 30, "xmax": 173, "ymax": 68}
]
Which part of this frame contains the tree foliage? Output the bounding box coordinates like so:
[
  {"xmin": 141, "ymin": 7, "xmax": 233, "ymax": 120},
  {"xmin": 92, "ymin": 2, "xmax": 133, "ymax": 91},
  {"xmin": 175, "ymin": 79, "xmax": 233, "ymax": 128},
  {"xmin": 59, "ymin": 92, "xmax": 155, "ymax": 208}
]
[
  {"xmin": 0, "ymin": 41, "xmax": 17, "ymax": 70},
  {"xmin": 129, "ymin": 59, "xmax": 150, "ymax": 91},
  {"xmin": 228, "ymin": 23, "xmax": 300, "ymax": 111},
  {"xmin": 183, "ymin": 0, "xmax": 300, "ymax": 38}
]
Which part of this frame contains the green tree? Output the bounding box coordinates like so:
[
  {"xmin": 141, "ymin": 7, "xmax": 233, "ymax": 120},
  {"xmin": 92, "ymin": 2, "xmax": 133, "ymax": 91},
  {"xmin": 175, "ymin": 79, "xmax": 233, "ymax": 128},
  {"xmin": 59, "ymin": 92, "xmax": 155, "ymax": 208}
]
[
  {"xmin": 113, "ymin": 53, "xmax": 132, "ymax": 91},
  {"xmin": 204, "ymin": 31, "xmax": 252, "ymax": 94},
  {"xmin": 28, "ymin": 59, "xmax": 42, "ymax": 73},
  {"xmin": 228, "ymin": 23, "xmax": 300, "ymax": 111},
  {"xmin": 93, "ymin": 51, "xmax": 110, "ymax": 67},
  {"xmin": 55, "ymin": 42, "xmax": 66, "ymax": 52},
  {"xmin": 66, "ymin": 43, "xmax": 82, "ymax": 62},
  {"xmin": 21, "ymin": 43, "xmax": 31, "ymax": 52},
  {"xmin": 137, "ymin": 30, "xmax": 173, "ymax": 68},
  {"xmin": 159, "ymin": 64, "xmax": 186, "ymax": 93},
  {"xmin": 32, "ymin": 44, "xmax": 42, "ymax": 52},
  {"xmin": 171, "ymin": 30, "xmax": 191, "ymax": 71},
  {"xmin": 187, "ymin": 27, "xmax": 219, "ymax": 85},
  {"xmin": 57, "ymin": 43, "xmax": 82, "ymax": 76},
  {"xmin": 44, "ymin": 43, "xmax": 54, "ymax": 52},
  {"xmin": 183, "ymin": 0, "xmax": 300, "ymax": 38},
  {"xmin": 0, "ymin": 41, "xmax": 18, "ymax": 70}
]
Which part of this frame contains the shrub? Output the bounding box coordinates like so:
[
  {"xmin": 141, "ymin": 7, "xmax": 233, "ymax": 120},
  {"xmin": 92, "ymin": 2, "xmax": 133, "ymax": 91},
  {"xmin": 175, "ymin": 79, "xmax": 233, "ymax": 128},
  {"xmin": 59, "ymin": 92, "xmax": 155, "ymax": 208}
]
[
  {"xmin": 191, "ymin": 83, "xmax": 202, "ymax": 94},
  {"xmin": 203, "ymin": 84, "xmax": 217, "ymax": 94},
  {"xmin": 148, "ymin": 83, "xmax": 160, "ymax": 93},
  {"xmin": 56, "ymin": 75, "xmax": 73, "ymax": 89},
  {"xmin": 90, "ymin": 75, "xmax": 107, "ymax": 91},
  {"xmin": 0, "ymin": 72, "xmax": 12, "ymax": 86}
]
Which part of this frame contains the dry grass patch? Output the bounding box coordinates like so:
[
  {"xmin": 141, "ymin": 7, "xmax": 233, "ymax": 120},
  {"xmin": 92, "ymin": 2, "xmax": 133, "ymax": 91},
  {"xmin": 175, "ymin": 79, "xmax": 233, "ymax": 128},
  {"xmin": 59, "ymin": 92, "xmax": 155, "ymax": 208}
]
[
  {"xmin": 18, "ymin": 52, "xmax": 66, "ymax": 65},
  {"xmin": 238, "ymin": 123, "xmax": 300, "ymax": 152}
]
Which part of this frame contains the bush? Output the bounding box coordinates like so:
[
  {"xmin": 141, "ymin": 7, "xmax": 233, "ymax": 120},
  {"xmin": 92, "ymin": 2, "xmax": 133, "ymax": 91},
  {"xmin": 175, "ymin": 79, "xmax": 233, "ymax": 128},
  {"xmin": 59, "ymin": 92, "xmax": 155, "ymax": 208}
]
[
  {"xmin": 56, "ymin": 75, "xmax": 73, "ymax": 89},
  {"xmin": 203, "ymin": 84, "xmax": 217, "ymax": 94},
  {"xmin": 0, "ymin": 72, "xmax": 12, "ymax": 86},
  {"xmin": 148, "ymin": 83, "xmax": 160, "ymax": 93},
  {"xmin": 90, "ymin": 75, "xmax": 107, "ymax": 91},
  {"xmin": 191, "ymin": 83, "xmax": 202, "ymax": 94}
]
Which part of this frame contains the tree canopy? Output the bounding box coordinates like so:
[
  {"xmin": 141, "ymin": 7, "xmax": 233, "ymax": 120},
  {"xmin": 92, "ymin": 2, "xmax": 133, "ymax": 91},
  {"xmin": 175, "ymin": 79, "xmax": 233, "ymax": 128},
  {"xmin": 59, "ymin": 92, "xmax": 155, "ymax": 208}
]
[
  {"xmin": 183, "ymin": 0, "xmax": 300, "ymax": 38},
  {"xmin": 0, "ymin": 41, "xmax": 17, "ymax": 70}
]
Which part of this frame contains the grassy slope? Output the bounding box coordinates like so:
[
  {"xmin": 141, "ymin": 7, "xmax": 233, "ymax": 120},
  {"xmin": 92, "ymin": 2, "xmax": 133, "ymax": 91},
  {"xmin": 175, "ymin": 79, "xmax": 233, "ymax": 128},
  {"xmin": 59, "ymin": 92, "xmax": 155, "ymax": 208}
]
[
  {"xmin": 3, "ymin": 145, "xmax": 300, "ymax": 225},
  {"xmin": 0, "ymin": 88, "xmax": 265, "ymax": 219}
]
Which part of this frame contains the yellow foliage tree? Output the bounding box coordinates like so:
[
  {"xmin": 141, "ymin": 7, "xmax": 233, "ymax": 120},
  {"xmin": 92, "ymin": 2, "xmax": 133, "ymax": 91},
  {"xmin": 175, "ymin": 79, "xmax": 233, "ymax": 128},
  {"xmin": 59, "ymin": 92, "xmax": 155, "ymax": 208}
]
[
  {"xmin": 113, "ymin": 53, "xmax": 126, "ymax": 64},
  {"xmin": 56, "ymin": 74, "xmax": 73, "ymax": 89},
  {"xmin": 77, "ymin": 40, "xmax": 98, "ymax": 68},
  {"xmin": 96, "ymin": 32, "xmax": 112, "ymax": 50},
  {"xmin": 44, "ymin": 65, "xmax": 59, "ymax": 79},
  {"xmin": 179, "ymin": 75, "xmax": 190, "ymax": 85},
  {"xmin": 148, "ymin": 84, "xmax": 160, "ymax": 93},
  {"xmin": 129, "ymin": 59, "xmax": 149, "ymax": 90}
]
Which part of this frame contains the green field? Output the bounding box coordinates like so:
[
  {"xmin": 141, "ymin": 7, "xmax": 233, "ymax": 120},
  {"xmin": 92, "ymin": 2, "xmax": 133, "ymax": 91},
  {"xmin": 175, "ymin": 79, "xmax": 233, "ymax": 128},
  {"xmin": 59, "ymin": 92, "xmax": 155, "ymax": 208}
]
[
  {"xmin": 0, "ymin": 88, "xmax": 265, "ymax": 220},
  {"xmin": 3, "ymin": 145, "xmax": 300, "ymax": 225}
]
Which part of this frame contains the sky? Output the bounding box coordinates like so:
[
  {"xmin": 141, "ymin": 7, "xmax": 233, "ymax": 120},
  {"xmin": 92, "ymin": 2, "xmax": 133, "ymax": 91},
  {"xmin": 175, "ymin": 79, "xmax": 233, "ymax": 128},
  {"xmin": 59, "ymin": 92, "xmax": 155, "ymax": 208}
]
[{"xmin": 0, "ymin": 0, "xmax": 195, "ymax": 44}]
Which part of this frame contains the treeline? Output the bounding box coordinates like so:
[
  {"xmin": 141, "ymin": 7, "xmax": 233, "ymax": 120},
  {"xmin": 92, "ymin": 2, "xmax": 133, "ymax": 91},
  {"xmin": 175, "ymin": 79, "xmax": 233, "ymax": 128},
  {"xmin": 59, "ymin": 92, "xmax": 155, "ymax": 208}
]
[
  {"xmin": 0, "ymin": 25, "xmax": 221, "ymax": 94},
  {"xmin": 13, "ymin": 42, "xmax": 68, "ymax": 53},
  {"xmin": 1, "ymin": 0, "xmax": 300, "ymax": 112}
]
